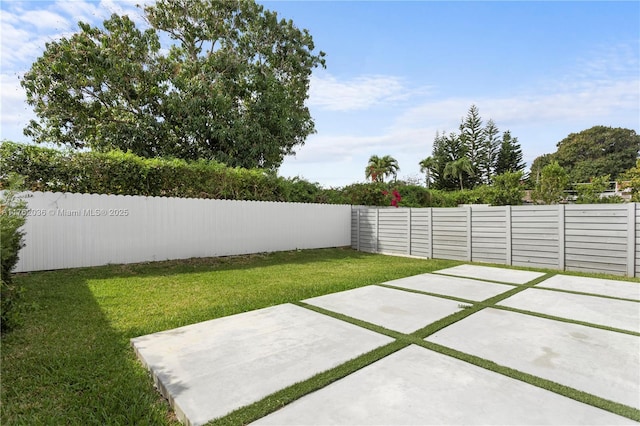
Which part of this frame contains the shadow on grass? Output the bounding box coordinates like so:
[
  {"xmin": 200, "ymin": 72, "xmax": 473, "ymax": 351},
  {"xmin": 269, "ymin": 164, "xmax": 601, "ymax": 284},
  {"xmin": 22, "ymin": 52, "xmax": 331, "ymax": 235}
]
[{"xmin": 1, "ymin": 269, "xmax": 180, "ymax": 425}]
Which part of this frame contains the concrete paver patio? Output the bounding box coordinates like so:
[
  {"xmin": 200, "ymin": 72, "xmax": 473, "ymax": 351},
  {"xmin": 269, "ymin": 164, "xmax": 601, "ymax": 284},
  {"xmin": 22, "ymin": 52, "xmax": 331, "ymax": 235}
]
[
  {"xmin": 131, "ymin": 265, "xmax": 640, "ymax": 425},
  {"xmin": 254, "ymin": 345, "xmax": 633, "ymax": 426}
]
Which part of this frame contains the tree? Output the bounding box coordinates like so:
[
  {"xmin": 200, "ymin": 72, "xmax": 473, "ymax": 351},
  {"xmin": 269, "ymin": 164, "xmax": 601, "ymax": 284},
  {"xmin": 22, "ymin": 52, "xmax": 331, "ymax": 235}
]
[
  {"xmin": 22, "ymin": 0, "xmax": 326, "ymax": 170},
  {"xmin": 444, "ymin": 157, "xmax": 474, "ymax": 190},
  {"xmin": 574, "ymin": 175, "xmax": 615, "ymax": 204},
  {"xmin": 529, "ymin": 153, "xmax": 554, "ymax": 186},
  {"xmin": 495, "ymin": 131, "xmax": 525, "ymax": 176},
  {"xmin": 532, "ymin": 161, "xmax": 568, "ymax": 204},
  {"xmin": 480, "ymin": 119, "xmax": 501, "ymax": 184},
  {"xmin": 551, "ymin": 126, "xmax": 639, "ymax": 183},
  {"xmin": 419, "ymin": 156, "xmax": 436, "ymax": 188},
  {"xmin": 459, "ymin": 104, "xmax": 485, "ymax": 187},
  {"xmin": 620, "ymin": 159, "xmax": 640, "ymax": 202},
  {"xmin": 431, "ymin": 131, "xmax": 466, "ymax": 190},
  {"xmin": 365, "ymin": 155, "xmax": 399, "ymax": 183},
  {"xmin": 485, "ymin": 171, "xmax": 524, "ymax": 206}
]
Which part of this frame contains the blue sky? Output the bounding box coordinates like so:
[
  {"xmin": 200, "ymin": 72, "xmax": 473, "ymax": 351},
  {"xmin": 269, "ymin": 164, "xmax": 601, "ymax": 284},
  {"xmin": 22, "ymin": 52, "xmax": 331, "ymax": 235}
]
[{"xmin": 1, "ymin": 1, "xmax": 639, "ymax": 187}]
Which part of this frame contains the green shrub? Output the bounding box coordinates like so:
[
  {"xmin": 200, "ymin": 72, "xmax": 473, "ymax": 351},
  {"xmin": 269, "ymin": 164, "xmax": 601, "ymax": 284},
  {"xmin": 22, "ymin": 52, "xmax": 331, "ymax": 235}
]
[
  {"xmin": 1, "ymin": 174, "xmax": 27, "ymax": 334},
  {"xmin": 0, "ymin": 142, "xmax": 314, "ymax": 203}
]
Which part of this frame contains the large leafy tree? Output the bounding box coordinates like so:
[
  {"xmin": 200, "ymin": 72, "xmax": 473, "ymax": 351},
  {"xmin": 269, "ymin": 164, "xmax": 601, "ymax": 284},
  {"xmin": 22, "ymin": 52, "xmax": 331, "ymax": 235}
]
[
  {"xmin": 22, "ymin": 0, "xmax": 326, "ymax": 170},
  {"xmin": 531, "ymin": 126, "xmax": 640, "ymax": 185},
  {"xmin": 365, "ymin": 155, "xmax": 400, "ymax": 183},
  {"xmin": 552, "ymin": 126, "xmax": 639, "ymax": 183}
]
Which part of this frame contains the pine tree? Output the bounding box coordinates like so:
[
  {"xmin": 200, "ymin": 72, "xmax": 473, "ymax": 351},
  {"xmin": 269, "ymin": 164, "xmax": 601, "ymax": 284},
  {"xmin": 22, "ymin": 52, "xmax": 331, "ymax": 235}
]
[
  {"xmin": 495, "ymin": 131, "xmax": 525, "ymax": 175},
  {"xmin": 459, "ymin": 105, "xmax": 486, "ymax": 187},
  {"xmin": 481, "ymin": 119, "xmax": 501, "ymax": 184}
]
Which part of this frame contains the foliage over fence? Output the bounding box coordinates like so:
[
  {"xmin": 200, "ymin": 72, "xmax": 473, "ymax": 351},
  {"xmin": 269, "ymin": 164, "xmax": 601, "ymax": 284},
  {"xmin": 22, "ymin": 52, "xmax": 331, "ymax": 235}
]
[
  {"xmin": 0, "ymin": 141, "xmax": 324, "ymax": 203},
  {"xmin": 2, "ymin": 141, "xmax": 499, "ymax": 207},
  {"xmin": 0, "ymin": 141, "xmax": 539, "ymax": 207}
]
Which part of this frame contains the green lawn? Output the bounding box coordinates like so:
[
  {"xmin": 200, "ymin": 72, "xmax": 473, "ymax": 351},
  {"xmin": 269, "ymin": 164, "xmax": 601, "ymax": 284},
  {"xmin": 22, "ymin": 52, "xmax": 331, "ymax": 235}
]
[{"xmin": 1, "ymin": 248, "xmax": 462, "ymax": 425}]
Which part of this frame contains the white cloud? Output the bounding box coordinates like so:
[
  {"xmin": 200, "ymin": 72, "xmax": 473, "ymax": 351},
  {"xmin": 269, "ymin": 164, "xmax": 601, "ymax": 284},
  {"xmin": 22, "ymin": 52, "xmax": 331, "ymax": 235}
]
[
  {"xmin": 20, "ymin": 10, "xmax": 71, "ymax": 31},
  {"xmin": 309, "ymin": 72, "xmax": 426, "ymax": 112},
  {"xmin": 0, "ymin": 73, "xmax": 34, "ymax": 142}
]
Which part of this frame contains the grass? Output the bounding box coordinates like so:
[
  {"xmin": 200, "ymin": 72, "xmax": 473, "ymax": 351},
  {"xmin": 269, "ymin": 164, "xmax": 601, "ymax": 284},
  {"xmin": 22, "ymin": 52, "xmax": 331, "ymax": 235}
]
[
  {"xmin": 1, "ymin": 248, "xmax": 461, "ymax": 425},
  {"xmin": 2, "ymin": 248, "xmax": 639, "ymax": 425}
]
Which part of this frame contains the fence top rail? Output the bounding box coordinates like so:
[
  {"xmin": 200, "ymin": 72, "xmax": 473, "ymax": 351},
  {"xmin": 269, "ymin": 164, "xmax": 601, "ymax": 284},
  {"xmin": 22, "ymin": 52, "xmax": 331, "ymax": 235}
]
[{"xmin": 11, "ymin": 191, "xmax": 351, "ymax": 207}]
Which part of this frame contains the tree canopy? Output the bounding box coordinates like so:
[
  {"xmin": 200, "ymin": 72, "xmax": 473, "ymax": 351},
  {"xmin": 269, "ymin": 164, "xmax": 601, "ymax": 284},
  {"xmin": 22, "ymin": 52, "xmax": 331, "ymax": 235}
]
[
  {"xmin": 21, "ymin": 0, "xmax": 326, "ymax": 170},
  {"xmin": 530, "ymin": 126, "xmax": 639, "ymax": 184}
]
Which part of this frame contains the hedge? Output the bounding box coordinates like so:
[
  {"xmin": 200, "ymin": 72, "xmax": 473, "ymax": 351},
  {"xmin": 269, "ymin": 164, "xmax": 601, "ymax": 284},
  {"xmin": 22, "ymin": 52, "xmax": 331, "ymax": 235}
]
[{"xmin": 1, "ymin": 141, "xmax": 497, "ymax": 207}]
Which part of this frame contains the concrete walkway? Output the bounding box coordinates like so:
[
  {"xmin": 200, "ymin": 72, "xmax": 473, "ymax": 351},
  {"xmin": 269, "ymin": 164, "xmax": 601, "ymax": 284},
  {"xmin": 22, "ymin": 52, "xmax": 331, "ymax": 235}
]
[{"xmin": 131, "ymin": 265, "xmax": 640, "ymax": 426}]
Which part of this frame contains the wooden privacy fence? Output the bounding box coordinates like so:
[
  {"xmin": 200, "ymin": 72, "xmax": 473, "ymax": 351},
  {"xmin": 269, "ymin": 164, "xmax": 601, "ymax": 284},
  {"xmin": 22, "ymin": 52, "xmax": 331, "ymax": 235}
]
[
  {"xmin": 352, "ymin": 204, "xmax": 640, "ymax": 277},
  {"xmin": 15, "ymin": 192, "xmax": 352, "ymax": 272}
]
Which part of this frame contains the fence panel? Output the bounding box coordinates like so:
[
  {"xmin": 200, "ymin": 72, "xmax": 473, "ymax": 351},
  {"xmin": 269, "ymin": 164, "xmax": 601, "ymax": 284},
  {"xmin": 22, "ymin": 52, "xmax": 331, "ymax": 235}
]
[
  {"xmin": 564, "ymin": 204, "xmax": 629, "ymax": 275},
  {"xmin": 471, "ymin": 206, "xmax": 507, "ymax": 264},
  {"xmin": 432, "ymin": 207, "xmax": 468, "ymax": 261},
  {"xmin": 410, "ymin": 208, "xmax": 431, "ymax": 258},
  {"xmin": 15, "ymin": 192, "xmax": 351, "ymax": 272},
  {"xmin": 355, "ymin": 208, "xmax": 378, "ymax": 253},
  {"xmin": 377, "ymin": 209, "xmax": 409, "ymax": 255},
  {"xmin": 511, "ymin": 205, "xmax": 561, "ymax": 269}
]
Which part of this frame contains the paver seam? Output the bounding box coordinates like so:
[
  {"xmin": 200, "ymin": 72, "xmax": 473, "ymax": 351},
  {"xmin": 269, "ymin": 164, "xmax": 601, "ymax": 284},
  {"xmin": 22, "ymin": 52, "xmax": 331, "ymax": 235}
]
[
  {"xmin": 492, "ymin": 305, "xmax": 640, "ymax": 337},
  {"xmin": 533, "ymin": 285, "xmax": 640, "ymax": 303},
  {"xmin": 378, "ymin": 283, "xmax": 482, "ymax": 304},
  {"xmin": 432, "ymin": 271, "xmax": 523, "ymax": 286}
]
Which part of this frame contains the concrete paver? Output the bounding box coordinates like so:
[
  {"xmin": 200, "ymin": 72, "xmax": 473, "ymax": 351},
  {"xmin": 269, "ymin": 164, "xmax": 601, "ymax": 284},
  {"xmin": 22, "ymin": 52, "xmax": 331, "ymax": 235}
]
[
  {"xmin": 303, "ymin": 285, "xmax": 463, "ymax": 333},
  {"xmin": 132, "ymin": 265, "xmax": 640, "ymax": 425},
  {"xmin": 497, "ymin": 288, "xmax": 640, "ymax": 332},
  {"xmin": 537, "ymin": 274, "xmax": 640, "ymax": 300},
  {"xmin": 383, "ymin": 273, "xmax": 514, "ymax": 301},
  {"xmin": 426, "ymin": 308, "xmax": 640, "ymax": 409},
  {"xmin": 435, "ymin": 264, "xmax": 545, "ymax": 284},
  {"xmin": 253, "ymin": 345, "xmax": 634, "ymax": 425},
  {"xmin": 131, "ymin": 304, "xmax": 393, "ymax": 426}
]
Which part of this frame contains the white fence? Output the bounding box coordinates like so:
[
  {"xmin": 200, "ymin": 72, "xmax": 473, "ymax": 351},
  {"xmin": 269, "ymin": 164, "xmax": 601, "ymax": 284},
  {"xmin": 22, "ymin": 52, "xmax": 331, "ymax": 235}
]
[
  {"xmin": 352, "ymin": 204, "xmax": 640, "ymax": 277},
  {"xmin": 15, "ymin": 192, "xmax": 352, "ymax": 272}
]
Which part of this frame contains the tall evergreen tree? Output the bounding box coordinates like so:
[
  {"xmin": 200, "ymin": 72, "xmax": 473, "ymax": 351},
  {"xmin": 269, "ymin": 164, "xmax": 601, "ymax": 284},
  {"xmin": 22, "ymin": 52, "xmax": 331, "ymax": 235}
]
[
  {"xmin": 480, "ymin": 119, "xmax": 501, "ymax": 184},
  {"xmin": 495, "ymin": 131, "xmax": 525, "ymax": 175},
  {"xmin": 459, "ymin": 104, "xmax": 486, "ymax": 187}
]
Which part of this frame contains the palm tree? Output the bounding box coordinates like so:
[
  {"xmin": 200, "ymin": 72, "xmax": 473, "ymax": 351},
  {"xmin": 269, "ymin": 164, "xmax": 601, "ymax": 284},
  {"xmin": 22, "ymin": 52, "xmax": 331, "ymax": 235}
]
[
  {"xmin": 419, "ymin": 156, "xmax": 436, "ymax": 189},
  {"xmin": 365, "ymin": 155, "xmax": 400, "ymax": 183},
  {"xmin": 443, "ymin": 157, "xmax": 474, "ymax": 190}
]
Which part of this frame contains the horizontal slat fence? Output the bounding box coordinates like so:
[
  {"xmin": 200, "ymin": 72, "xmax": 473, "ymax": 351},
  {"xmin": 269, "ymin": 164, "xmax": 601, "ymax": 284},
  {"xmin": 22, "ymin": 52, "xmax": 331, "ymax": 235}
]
[
  {"xmin": 352, "ymin": 204, "xmax": 640, "ymax": 277},
  {"xmin": 15, "ymin": 192, "xmax": 352, "ymax": 272}
]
